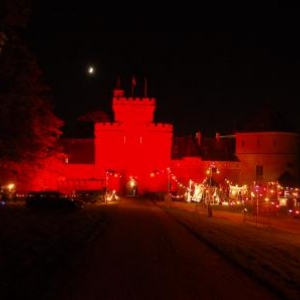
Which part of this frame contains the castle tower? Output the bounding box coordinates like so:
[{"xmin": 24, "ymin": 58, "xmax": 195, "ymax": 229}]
[
  {"xmin": 94, "ymin": 84, "xmax": 173, "ymax": 195},
  {"xmin": 112, "ymin": 88, "xmax": 156, "ymax": 124}
]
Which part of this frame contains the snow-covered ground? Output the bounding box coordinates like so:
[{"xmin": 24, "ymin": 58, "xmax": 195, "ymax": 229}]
[
  {"xmin": 1, "ymin": 200, "xmax": 299, "ymax": 299},
  {"xmin": 157, "ymin": 201, "xmax": 300, "ymax": 299}
]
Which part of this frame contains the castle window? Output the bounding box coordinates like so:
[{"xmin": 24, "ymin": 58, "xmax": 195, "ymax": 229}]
[
  {"xmin": 273, "ymin": 139, "xmax": 277, "ymax": 146},
  {"xmin": 257, "ymin": 139, "xmax": 260, "ymax": 146},
  {"xmin": 256, "ymin": 165, "xmax": 263, "ymax": 177},
  {"xmin": 241, "ymin": 140, "xmax": 245, "ymax": 147}
]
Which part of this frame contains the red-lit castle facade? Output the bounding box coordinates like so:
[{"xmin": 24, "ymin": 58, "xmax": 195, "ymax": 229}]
[
  {"xmin": 33, "ymin": 87, "xmax": 299, "ymax": 199},
  {"xmin": 58, "ymin": 88, "xmax": 174, "ymax": 195}
]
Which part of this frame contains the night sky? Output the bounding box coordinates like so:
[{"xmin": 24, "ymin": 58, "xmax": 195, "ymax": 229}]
[{"xmin": 25, "ymin": 3, "xmax": 300, "ymax": 137}]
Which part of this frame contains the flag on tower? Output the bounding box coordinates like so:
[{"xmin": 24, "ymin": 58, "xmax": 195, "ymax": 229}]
[
  {"xmin": 131, "ymin": 76, "xmax": 136, "ymax": 96},
  {"xmin": 132, "ymin": 76, "xmax": 136, "ymax": 87},
  {"xmin": 116, "ymin": 76, "xmax": 121, "ymax": 89}
]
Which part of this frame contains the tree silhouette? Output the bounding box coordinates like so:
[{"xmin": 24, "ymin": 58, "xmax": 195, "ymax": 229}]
[
  {"xmin": 0, "ymin": 0, "xmax": 65, "ymax": 190},
  {"xmin": 77, "ymin": 110, "xmax": 111, "ymax": 123}
]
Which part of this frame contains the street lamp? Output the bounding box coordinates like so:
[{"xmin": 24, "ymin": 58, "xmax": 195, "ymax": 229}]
[
  {"xmin": 165, "ymin": 167, "xmax": 172, "ymax": 207},
  {"xmin": 167, "ymin": 168, "xmax": 171, "ymax": 196},
  {"xmin": 187, "ymin": 179, "xmax": 192, "ymax": 202},
  {"xmin": 206, "ymin": 166, "xmax": 219, "ymax": 216}
]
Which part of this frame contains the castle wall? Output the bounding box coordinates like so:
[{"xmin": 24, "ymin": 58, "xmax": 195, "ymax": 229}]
[
  {"xmin": 94, "ymin": 122, "xmax": 173, "ymax": 194},
  {"xmin": 171, "ymin": 158, "xmax": 241, "ymax": 187},
  {"xmin": 236, "ymin": 132, "xmax": 300, "ymax": 185},
  {"xmin": 58, "ymin": 164, "xmax": 99, "ymax": 193},
  {"xmin": 113, "ymin": 97, "xmax": 155, "ymax": 124},
  {"xmin": 34, "ymin": 88, "xmax": 300, "ymax": 197}
]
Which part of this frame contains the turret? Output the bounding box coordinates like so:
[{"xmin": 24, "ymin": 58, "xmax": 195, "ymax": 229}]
[{"xmin": 112, "ymin": 88, "xmax": 156, "ymax": 124}]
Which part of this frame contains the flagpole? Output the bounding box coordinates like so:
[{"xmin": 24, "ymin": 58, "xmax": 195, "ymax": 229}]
[
  {"xmin": 144, "ymin": 77, "xmax": 148, "ymax": 97},
  {"xmin": 131, "ymin": 77, "xmax": 133, "ymax": 97},
  {"xmin": 131, "ymin": 76, "xmax": 136, "ymax": 97},
  {"xmin": 116, "ymin": 76, "xmax": 121, "ymax": 89}
]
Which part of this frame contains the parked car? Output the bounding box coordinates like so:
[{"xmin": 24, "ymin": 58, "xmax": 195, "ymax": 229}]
[
  {"xmin": 25, "ymin": 191, "xmax": 85, "ymax": 210},
  {"xmin": 74, "ymin": 189, "xmax": 105, "ymax": 204}
]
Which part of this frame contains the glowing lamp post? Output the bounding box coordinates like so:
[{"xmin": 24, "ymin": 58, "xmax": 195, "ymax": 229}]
[
  {"xmin": 165, "ymin": 167, "xmax": 172, "ymax": 206},
  {"xmin": 206, "ymin": 166, "xmax": 219, "ymax": 216},
  {"xmin": 167, "ymin": 168, "xmax": 171, "ymax": 196},
  {"xmin": 187, "ymin": 179, "xmax": 192, "ymax": 202},
  {"xmin": 205, "ymin": 167, "xmax": 213, "ymax": 203}
]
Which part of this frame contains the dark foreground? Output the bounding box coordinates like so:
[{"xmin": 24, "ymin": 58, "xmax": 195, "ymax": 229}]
[{"xmin": 1, "ymin": 198, "xmax": 299, "ymax": 299}]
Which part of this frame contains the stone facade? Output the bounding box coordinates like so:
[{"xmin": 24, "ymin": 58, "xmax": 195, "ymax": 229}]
[{"xmin": 54, "ymin": 88, "xmax": 300, "ymax": 196}]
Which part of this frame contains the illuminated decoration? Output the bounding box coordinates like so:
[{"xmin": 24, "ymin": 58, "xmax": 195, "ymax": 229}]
[
  {"xmin": 190, "ymin": 183, "xmax": 205, "ymax": 202},
  {"xmin": 251, "ymin": 181, "xmax": 279, "ymax": 203},
  {"xmin": 105, "ymin": 169, "xmax": 117, "ymax": 189},
  {"xmin": 280, "ymin": 185, "xmax": 300, "ymax": 215},
  {"xmin": 167, "ymin": 167, "xmax": 171, "ymax": 196},
  {"xmin": 105, "ymin": 190, "xmax": 118, "ymax": 202},
  {"xmin": 227, "ymin": 184, "xmax": 249, "ymax": 205},
  {"xmin": 248, "ymin": 181, "xmax": 281, "ymax": 215},
  {"xmin": 186, "ymin": 179, "xmax": 192, "ymax": 202},
  {"xmin": 6, "ymin": 183, "xmax": 15, "ymax": 191},
  {"xmin": 149, "ymin": 167, "xmax": 208, "ymax": 201},
  {"xmin": 64, "ymin": 155, "xmax": 69, "ymax": 164},
  {"xmin": 205, "ymin": 165, "xmax": 220, "ymax": 204},
  {"xmin": 103, "ymin": 170, "xmax": 121, "ymax": 202},
  {"xmin": 126, "ymin": 176, "xmax": 138, "ymax": 196},
  {"xmin": 0, "ymin": 183, "xmax": 16, "ymax": 203}
]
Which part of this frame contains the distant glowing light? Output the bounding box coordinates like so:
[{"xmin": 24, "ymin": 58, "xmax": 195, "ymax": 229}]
[
  {"xmin": 6, "ymin": 183, "xmax": 15, "ymax": 191},
  {"xmin": 87, "ymin": 66, "xmax": 95, "ymax": 75}
]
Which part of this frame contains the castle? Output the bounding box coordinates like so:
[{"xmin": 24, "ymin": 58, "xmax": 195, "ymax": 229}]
[{"xmin": 53, "ymin": 85, "xmax": 300, "ymax": 198}]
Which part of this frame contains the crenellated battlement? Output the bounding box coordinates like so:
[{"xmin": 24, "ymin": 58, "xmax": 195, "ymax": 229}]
[
  {"xmin": 94, "ymin": 122, "xmax": 123, "ymax": 130},
  {"xmin": 145, "ymin": 123, "xmax": 173, "ymax": 130},
  {"xmin": 94, "ymin": 122, "xmax": 173, "ymax": 132},
  {"xmin": 113, "ymin": 97, "xmax": 156, "ymax": 105}
]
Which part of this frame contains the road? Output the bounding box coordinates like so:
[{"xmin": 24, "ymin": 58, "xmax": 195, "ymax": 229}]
[{"xmin": 44, "ymin": 197, "xmax": 279, "ymax": 300}]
